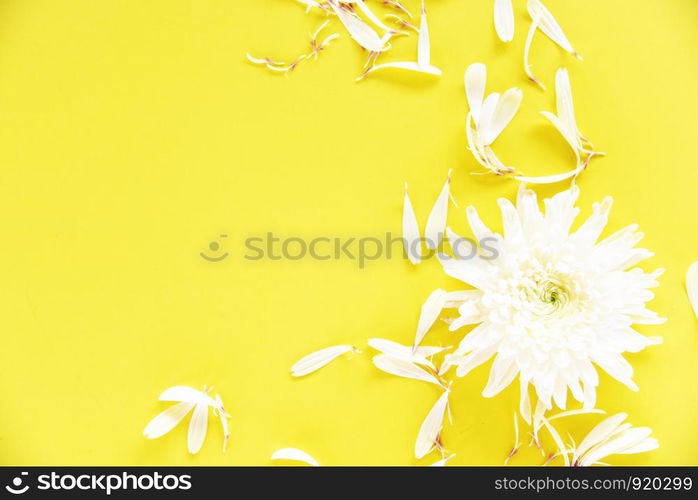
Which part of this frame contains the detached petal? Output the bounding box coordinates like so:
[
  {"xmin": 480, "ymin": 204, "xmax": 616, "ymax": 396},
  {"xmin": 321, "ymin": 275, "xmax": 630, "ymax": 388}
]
[
  {"xmin": 143, "ymin": 402, "xmax": 195, "ymax": 439},
  {"xmin": 527, "ymin": 0, "xmax": 578, "ymax": 56},
  {"xmin": 187, "ymin": 402, "xmax": 209, "ymax": 454},
  {"xmin": 373, "ymin": 354, "xmax": 443, "ymax": 386},
  {"xmin": 415, "ymin": 288, "xmax": 449, "ymax": 347},
  {"xmin": 159, "ymin": 386, "xmax": 216, "ymax": 406},
  {"xmin": 494, "ymin": 0, "xmax": 515, "ymax": 43},
  {"xmin": 415, "ymin": 390, "xmax": 450, "ymax": 458},
  {"xmin": 465, "ymin": 63, "xmax": 487, "ymax": 125},
  {"xmin": 271, "ymin": 448, "xmax": 320, "ymax": 466},
  {"xmin": 480, "ymin": 88, "xmax": 522, "ymax": 145},
  {"xmin": 425, "ymin": 171, "xmax": 451, "ymax": 249},
  {"xmin": 330, "ymin": 1, "xmax": 389, "ymax": 52},
  {"xmin": 417, "ymin": 1, "xmax": 431, "ymax": 67},
  {"xmin": 290, "ymin": 345, "xmax": 356, "ymax": 377},
  {"xmin": 402, "ymin": 183, "xmax": 422, "ymax": 265},
  {"xmin": 686, "ymin": 262, "xmax": 698, "ymax": 318}
]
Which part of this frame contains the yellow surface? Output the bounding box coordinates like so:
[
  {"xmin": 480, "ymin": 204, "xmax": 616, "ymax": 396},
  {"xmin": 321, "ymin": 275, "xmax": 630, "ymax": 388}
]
[{"xmin": 0, "ymin": 0, "xmax": 696, "ymax": 466}]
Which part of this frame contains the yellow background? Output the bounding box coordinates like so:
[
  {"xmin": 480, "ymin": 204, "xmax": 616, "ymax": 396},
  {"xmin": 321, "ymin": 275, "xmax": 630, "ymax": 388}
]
[{"xmin": 0, "ymin": 0, "xmax": 696, "ymax": 466}]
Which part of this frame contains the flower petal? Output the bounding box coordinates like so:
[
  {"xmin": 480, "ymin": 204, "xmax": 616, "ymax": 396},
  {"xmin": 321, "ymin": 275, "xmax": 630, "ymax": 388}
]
[
  {"xmin": 271, "ymin": 448, "xmax": 320, "ymax": 466},
  {"xmin": 465, "ymin": 63, "xmax": 487, "ymax": 126},
  {"xmin": 425, "ymin": 170, "xmax": 451, "ymax": 249},
  {"xmin": 494, "ymin": 0, "xmax": 515, "ymax": 43},
  {"xmin": 686, "ymin": 261, "xmax": 698, "ymax": 318},
  {"xmin": 143, "ymin": 402, "xmax": 195, "ymax": 439},
  {"xmin": 417, "ymin": 1, "xmax": 431, "ymax": 67},
  {"xmin": 159, "ymin": 386, "xmax": 216, "ymax": 406},
  {"xmin": 415, "ymin": 390, "xmax": 450, "ymax": 458},
  {"xmin": 290, "ymin": 345, "xmax": 356, "ymax": 377},
  {"xmin": 480, "ymin": 88, "xmax": 522, "ymax": 145},
  {"xmin": 330, "ymin": 1, "xmax": 389, "ymax": 52},
  {"xmin": 576, "ymin": 413, "xmax": 628, "ymax": 458},
  {"xmin": 373, "ymin": 354, "xmax": 443, "ymax": 386},
  {"xmin": 187, "ymin": 402, "xmax": 209, "ymax": 454},
  {"xmin": 415, "ymin": 288, "xmax": 449, "ymax": 347},
  {"xmin": 402, "ymin": 183, "xmax": 422, "ymax": 264},
  {"xmin": 527, "ymin": 0, "xmax": 578, "ymax": 56}
]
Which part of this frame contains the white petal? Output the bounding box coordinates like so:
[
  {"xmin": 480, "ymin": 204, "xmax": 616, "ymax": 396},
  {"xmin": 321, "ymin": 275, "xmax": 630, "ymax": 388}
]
[
  {"xmin": 494, "ymin": 0, "xmax": 515, "ymax": 43},
  {"xmin": 481, "ymin": 355, "xmax": 518, "ymax": 397},
  {"xmin": 527, "ymin": 0, "xmax": 578, "ymax": 56},
  {"xmin": 373, "ymin": 354, "xmax": 443, "ymax": 386},
  {"xmin": 523, "ymin": 13, "xmax": 546, "ymax": 90},
  {"xmin": 187, "ymin": 402, "xmax": 209, "ymax": 454},
  {"xmin": 542, "ymin": 418, "xmax": 570, "ymax": 466},
  {"xmin": 465, "ymin": 63, "xmax": 487, "ymax": 126},
  {"xmin": 617, "ymin": 437, "xmax": 659, "ymax": 455},
  {"xmin": 417, "ymin": 1, "xmax": 430, "ymax": 67},
  {"xmin": 415, "ymin": 288, "xmax": 448, "ymax": 347},
  {"xmin": 466, "ymin": 206, "xmax": 496, "ymax": 241},
  {"xmin": 290, "ymin": 345, "xmax": 355, "ymax": 377},
  {"xmin": 478, "ymin": 93, "xmax": 500, "ymax": 141},
  {"xmin": 354, "ymin": 0, "xmax": 401, "ymax": 34},
  {"xmin": 415, "ymin": 390, "xmax": 450, "ymax": 458},
  {"xmin": 368, "ymin": 338, "xmax": 442, "ymax": 368},
  {"xmin": 540, "ymin": 111, "xmax": 581, "ymax": 154},
  {"xmin": 425, "ymin": 170, "xmax": 451, "ymax": 249},
  {"xmin": 330, "ymin": 2, "xmax": 389, "ymax": 52},
  {"xmin": 555, "ymin": 68, "xmax": 580, "ymax": 139},
  {"xmin": 512, "ymin": 160, "xmax": 586, "ymax": 184},
  {"xmin": 686, "ymin": 262, "xmax": 698, "ymax": 318},
  {"xmin": 402, "ymin": 183, "xmax": 422, "ymax": 265},
  {"xmin": 480, "ymin": 88, "xmax": 522, "ymax": 145},
  {"xmin": 430, "ymin": 453, "xmax": 455, "ymax": 466},
  {"xmin": 214, "ymin": 394, "xmax": 231, "ymax": 453},
  {"xmin": 271, "ymin": 448, "xmax": 320, "ymax": 466},
  {"xmin": 159, "ymin": 386, "xmax": 216, "ymax": 406},
  {"xmin": 582, "ymin": 427, "xmax": 653, "ymax": 465},
  {"xmin": 576, "ymin": 413, "xmax": 628, "ymax": 458},
  {"xmin": 143, "ymin": 402, "xmax": 195, "ymax": 439},
  {"xmin": 548, "ymin": 408, "xmax": 605, "ymax": 421},
  {"xmin": 357, "ymin": 61, "xmax": 441, "ymax": 80}
]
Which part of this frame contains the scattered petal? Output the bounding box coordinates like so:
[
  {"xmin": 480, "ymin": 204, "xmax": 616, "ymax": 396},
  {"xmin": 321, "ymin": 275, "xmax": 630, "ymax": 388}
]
[
  {"xmin": 403, "ymin": 182, "xmax": 422, "ymax": 265},
  {"xmin": 373, "ymin": 354, "xmax": 443, "ymax": 386},
  {"xmin": 494, "ymin": 0, "xmax": 515, "ymax": 43},
  {"xmin": 425, "ymin": 170, "xmax": 451, "ymax": 249},
  {"xmin": 143, "ymin": 402, "xmax": 195, "ymax": 439},
  {"xmin": 187, "ymin": 402, "xmax": 209, "ymax": 454},
  {"xmin": 291, "ymin": 345, "xmax": 357, "ymax": 377},
  {"xmin": 415, "ymin": 288, "xmax": 449, "ymax": 347},
  {"xmin": 686, "ymin": 261, "xmax": 698, "ymax": 318},
  {"xmin": 415, "ymin": 389, "xmax": 450, "ymax": 458},
  {"xmin": 271, "ymin": 448, "xmax": 320, "ymax": 466}
]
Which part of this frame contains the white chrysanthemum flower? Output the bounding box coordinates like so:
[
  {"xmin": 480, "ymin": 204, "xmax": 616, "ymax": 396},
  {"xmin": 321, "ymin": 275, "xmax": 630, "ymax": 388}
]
[{"xmin": 438, "ymin": 184, "xmax": 665, "ymax": 412}]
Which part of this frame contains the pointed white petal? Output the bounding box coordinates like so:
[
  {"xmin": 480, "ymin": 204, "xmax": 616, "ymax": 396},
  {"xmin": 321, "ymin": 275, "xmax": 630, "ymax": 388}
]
[
  {"xmin": 527, "ymin": 0, "xmax": 578, "ymax": 55},
  {"xmin": 686, "ymin": 262, "xmax": 698, "ymax": 318},
  {"xmin": 555, "ymin": 68, "xmax": 580, "ymax": 138},
  {"xmin": 403, "ymin": 183, "xmax": 422, "ymax": 265},
  {"xmin": 187, "ymin": 402, "xmax": 209, "ymax": 454},
  {"xmin": 330, "ymin": 2, "xmax": 389, "ymax": 52},
  {"xmin": 417, "ymin": 1, "xmax": 430, "ymax": 67},
  {"xmin": 143, "ymin": 402, "xmax": 195, "ymax": 439},
  {"xmin": 159, "ymin": 386, "xmax": 216, "ymax": 406},
  {"xmin": 368, "ymin": 338, "xmax": 442, "ymax": 368},
  {"xmin": 478, "ymin": 93, "xmax": 500, "ymax": 141},
  {"xmin": 425, "ymin": 171, "xmax": 451, "ymax": 249},
  {"xmin": 290, "ymin": 345, "xmax": 355, "ymax": 377},
  {"xmin": 540, "ymin": 111, "xmax": 581, "ymax": 154},
  {"xmin": 494, "ymin": 0, "xmax": 515, "ymax": 43},
  {"xmin": 576, "ymin": 413, "xmax": 628, "ymax": 458},
  {"xmin": 523, "ymin": 13, "xmax": 546, "ymax": 90},
  {"xmin": 548, "ymin": 408, "xmax": 605, "ymax": 421},
  {"xmin": 415, "ymin": 390, "xmax": 450, "ymax": 458},
  {"xmin": 512, "ymin": 160, "xmax": 586, "ymax": 184},
  {"xmin": 354, "ymin": 0, "xmax": 401, "ymax": 34},
  {"xmin": 357, "ymin": 61, "xmax": 441, "ymax": 80},
  {"xmin": 542, "ymin": 417, "xmax": 570, "ymax": 466},
  {"xmin": 271, "ymin": 448, "xmax": 320, "ymax": 466},
  {"xmin": 373, "ymin": 354, "xmax": 443, "ymax": 386},
  {"xmin": 482, "ymin": 355, "xmax": 518, "ymax": 397},
  {"xmin": 415, "ymin": 289, "xmax": 449, "ymax": 347},
  {"xmin": 582, "ymin": 427, "xmax": 654, "ymax": 465},
  {"xmin": 617, "ymin": 437, "xmax": 659, "ymax": 455},
  {"xmin": 480, "ymin": 88, "xmax": 522, "ymax": 145},
  {"xmin": 465, "ymin": 63, "xmax": 487, "ymax": 126}
]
